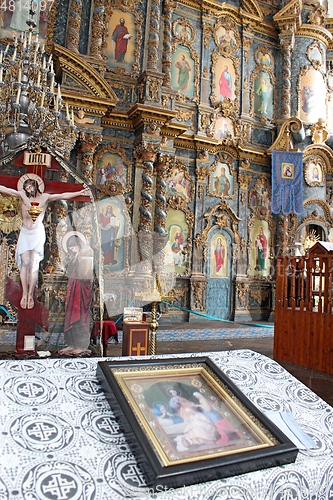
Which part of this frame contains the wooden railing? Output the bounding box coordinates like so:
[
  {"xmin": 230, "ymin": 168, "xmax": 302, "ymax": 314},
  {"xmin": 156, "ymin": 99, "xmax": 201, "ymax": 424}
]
[{"xmin": 274, "ymin": 255, "xmax": 333, "ymax": 375}]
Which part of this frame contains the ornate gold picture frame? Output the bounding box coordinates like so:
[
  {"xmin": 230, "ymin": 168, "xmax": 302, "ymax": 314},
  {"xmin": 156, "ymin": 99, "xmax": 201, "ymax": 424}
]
[{"xmin": 97, "ymin": 356, "xmax": 298, "ymax": 491}]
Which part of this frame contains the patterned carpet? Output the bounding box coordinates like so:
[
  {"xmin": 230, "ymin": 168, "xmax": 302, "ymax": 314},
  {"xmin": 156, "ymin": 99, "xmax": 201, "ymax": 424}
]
[{"xmin": 0, "ymin": 324, "xmax": 274, "ymax": 347}]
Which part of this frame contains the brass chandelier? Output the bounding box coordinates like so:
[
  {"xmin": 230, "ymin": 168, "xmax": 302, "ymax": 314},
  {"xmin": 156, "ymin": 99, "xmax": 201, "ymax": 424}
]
[{"xmin": 0, "ymin": 7, "xmax": 77, "ymax": 154}]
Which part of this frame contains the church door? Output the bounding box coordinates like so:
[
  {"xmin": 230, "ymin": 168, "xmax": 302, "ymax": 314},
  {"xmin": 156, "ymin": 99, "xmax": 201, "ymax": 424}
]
[{"xmin": 206, "ymin": 231, "xmax": 232, "ymax": 320}]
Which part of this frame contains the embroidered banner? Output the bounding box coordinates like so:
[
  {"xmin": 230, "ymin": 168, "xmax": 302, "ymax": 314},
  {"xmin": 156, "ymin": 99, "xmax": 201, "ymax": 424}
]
[{"xmin": 271, "ymin": 150, "xmax": 303, "ymax": 215}]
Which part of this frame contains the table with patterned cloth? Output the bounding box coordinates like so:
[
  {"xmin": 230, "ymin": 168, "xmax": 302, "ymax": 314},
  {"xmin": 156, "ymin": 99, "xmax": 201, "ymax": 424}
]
[{"xmin": 0, "ymin": 350, "xmax": 332, "ymax": 500}]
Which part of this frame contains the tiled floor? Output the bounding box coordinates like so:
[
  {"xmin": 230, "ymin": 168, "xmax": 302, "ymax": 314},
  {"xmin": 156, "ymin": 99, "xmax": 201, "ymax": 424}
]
[
  {"xmin": 105, "ymin": 320, "xmax": 333, "ymax": 408},
  {"xmin": 1, "ymin": 319, "xmax": 332, "ymax": 407}
]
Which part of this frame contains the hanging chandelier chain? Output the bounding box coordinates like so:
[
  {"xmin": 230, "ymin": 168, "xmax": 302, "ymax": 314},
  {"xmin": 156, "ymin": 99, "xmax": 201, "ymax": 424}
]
[{"xmin": 0, "ymin": 16, "xmax": 77, "ymax": 154}]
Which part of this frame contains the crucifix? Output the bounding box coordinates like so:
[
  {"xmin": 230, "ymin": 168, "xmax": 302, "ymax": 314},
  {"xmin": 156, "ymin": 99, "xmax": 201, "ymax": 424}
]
[{"xmin": 0, "ymin": 150, "xmax": 90, "ymax": 354}]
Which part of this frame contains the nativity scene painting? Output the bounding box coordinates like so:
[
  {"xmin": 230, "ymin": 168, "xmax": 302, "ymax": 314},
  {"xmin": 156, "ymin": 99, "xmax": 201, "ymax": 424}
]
[
  {"xmin": 164, "ymin": 209, "xmax": 188, "ymax": 275},
  {"xmin": 126, "ymin": 372, "xmax": 265, "ymax": 462}
]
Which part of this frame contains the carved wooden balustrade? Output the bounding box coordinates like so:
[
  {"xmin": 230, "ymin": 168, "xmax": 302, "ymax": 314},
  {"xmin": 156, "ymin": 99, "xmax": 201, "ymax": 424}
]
[{"xmin": 274, "ymin": 242, "xmax": 333, "ymax": 375}]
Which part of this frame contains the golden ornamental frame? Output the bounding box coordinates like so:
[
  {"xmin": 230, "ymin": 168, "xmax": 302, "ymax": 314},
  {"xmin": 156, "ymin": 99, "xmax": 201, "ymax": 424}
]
[
  {"xmin": 207, "ymin": 153, "xmax": 237, "ymax": 200},
  {"xmin": 254, "ymin": 45, "xmax": 274, "ymax": 71},
  {"xmin": 211, "ymin": 50, "xmax": 240, "ymax": 112},
  {"xmin": 172, "ymin": 18, "xmax": 195, "ymax": 44},
  {"xmin": 250, "ymin": 65, "xmax": 277, "ymax": 120},
  {"xmin": 104, "ymin": 1, "xmax": 143, "ymax": 78},
  {"xmin": 247, "ymin": 211, "xmax": 275, "ymax": 281},
  {"xmin": 97, "ymin": 355, "xmax": 298, "ymax": 491},
  {"xmin": 164, "ymin": 159, "xmax": 195, "ymax": 203},
  {"xmin": 166, "ymin": 196, "xmax": 194, "ymax": 278},
  {"xmin": 304, "ymin": 155, "xmax": 326, "ymax": 187},
  {"xmin": 171, "ymin": 40, "xmax": 200, "ymax": 105},
  {"xmin": 213, "ymin": 17, "xmax": 241, "ymax": 55},
  {"xmin": 93, "ymin": 143, "xmax": 132, "ymax": 194},
  {"xmin": 307, "ymin": 40, "xmax": 325, "ymax": 72}
]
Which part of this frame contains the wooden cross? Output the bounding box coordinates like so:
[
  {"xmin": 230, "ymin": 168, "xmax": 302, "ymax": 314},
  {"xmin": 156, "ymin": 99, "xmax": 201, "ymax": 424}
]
[{"xmin": 5, "ymin": 276, "xmax": 49, "ymax": 355}]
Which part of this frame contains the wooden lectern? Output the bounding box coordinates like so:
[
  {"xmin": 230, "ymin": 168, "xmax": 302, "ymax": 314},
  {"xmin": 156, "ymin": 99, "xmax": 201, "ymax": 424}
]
[{"xmin": 122, "ymin": 321, "xmax": 150, "ymax": 356}]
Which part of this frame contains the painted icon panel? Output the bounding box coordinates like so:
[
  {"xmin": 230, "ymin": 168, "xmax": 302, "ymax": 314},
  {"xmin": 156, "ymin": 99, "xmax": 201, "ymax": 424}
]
[
  {"xmin": 97, "ymin": 196, "xmax": 125, "ymax": 271},
  {"xmin": 165, "ymin": 168, "xmax": 192, "ymax": 201},
  {"xmin": 164, "ymin": 210, "xmax": 189, "ymax": 275},
  {"xmin": 214, "ymin": 117, "xmax": 233, "ymax": 141},
  {"xmin": 254, "ymin": 71, "xmax": 274, "ymax": 118},
  {"xmin": 171, "ymin": 45, "xmax": 195, "ymax": 97},
  {"xmin": 210, "ymin": 162, "xmax": 234, "ymax": 198},
  {"xmin": 105, "ymin": 10, "xmax": 136, "ymax": 72},
  {"xmin": 210, "ymin": 233, "xmax": 228, "ymax": 278},
  {"xmin": 95, "ymin": 153, "xmax": 127, "ymax": 187},
  {"xmin": 250, "ymin": 221, "xmax": 270, "ymax": 277},
  {"xmin": 299, "ymin": 67, "xmax": 326, "ymax": 124},
  {"xmin": 216, "ymin": 26, "xmax": 237, "ymax": 52},
  {"xmin": 214, "ymin": 57, "xmax": 235, "ymax": 104}
]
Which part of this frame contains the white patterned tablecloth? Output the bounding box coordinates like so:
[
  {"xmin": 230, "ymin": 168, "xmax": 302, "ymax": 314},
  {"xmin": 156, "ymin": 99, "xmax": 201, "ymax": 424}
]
[{"xmin": 0, "ymin": 350, "xmax": 332, "ymax": 500}]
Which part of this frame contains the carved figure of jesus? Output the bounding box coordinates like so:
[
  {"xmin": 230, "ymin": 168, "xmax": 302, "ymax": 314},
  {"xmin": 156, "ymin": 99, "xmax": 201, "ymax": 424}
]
[{"xmin": 0, "ymin": 175, "xmax": 89, "ymax": 310}]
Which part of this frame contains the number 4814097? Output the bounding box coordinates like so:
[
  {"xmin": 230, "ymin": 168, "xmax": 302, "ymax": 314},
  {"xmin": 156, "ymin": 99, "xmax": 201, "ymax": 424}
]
[{"xmin": 0, "ymin": 0, "xmax": 54, "ymax": 11}]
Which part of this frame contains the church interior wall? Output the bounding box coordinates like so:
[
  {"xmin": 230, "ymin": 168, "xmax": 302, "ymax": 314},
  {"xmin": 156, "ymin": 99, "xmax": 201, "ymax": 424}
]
[{"xmin": 0, "ymin": 0, "xmax": 332, "ymax": 335}]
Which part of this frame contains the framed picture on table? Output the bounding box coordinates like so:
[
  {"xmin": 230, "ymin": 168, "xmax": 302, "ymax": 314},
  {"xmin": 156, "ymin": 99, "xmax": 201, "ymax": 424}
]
[{"xmin": 97, "ymin": 356, "xmax": 298, "ymax": 491}]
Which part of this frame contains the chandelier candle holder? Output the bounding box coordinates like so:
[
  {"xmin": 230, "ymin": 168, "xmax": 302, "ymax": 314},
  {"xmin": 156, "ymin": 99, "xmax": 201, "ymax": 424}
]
[
  {"xmin": 135, "ymin": 272, "xmax": 174, "ymax": 355},
  {"xmin": 0, "ymin": 23, "xmax": 77, "ymax": 153}
]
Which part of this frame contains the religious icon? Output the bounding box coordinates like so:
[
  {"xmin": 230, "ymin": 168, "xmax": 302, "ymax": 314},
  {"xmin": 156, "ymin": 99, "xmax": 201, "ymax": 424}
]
[
  {"xmin": 165, "ymin": 168, "xmax": 191, "ymax": 201},
  {"xmin": 281, "ymin": 163, "xmax": 294, "ymax": 179},
  {"xmin": 174, "ymin": 54, "xmax": 191, "ymax": 91},
  {"xmin": 59, "ymin": 231, "xmax": 94, "ymax": 357},
  {"xmin": 213, "ymin": 56, "xmax": 235, "ymax": 105},
  {"xmin": 175, "ymin": 22, "xmax": 192, "ymax": 40},
  {"xmin": 99, "ymin": 205, "xmax": 120, "ymax": 265},
  {"xmin": 210, "ymin": 233, "xmax": 228, "ymax": 278},
  {"xmin": 0, "ymin": 174, "xmax": 88, "ymax": 310},
  {"xmin": 299, "ymin": 67, "xmax": 326, "ymax": 124},
  {"xmin": 256, "ymin": 51, "xmax": 272, "ymax": 67},
  {"xmin": 111, "ymin": 17, "xmax": 133, "ymax": 62},
  {"xmin": 305, "ymin": 159, "xmax": 324, "ymax": 186},
  {"xmin": 164, "ymin": 211, "xmax": 189, "ymax": 275},
  {"xmin": 210, "ymin": 162, "xmax": 234, "ymax": 198},
  {"xmin": 214, "ymin": 117, "xmax": 233, "ymax": 141},
  {"xmin": 219, "ymin": 64, "xmax": 232, "ymax": 102},
  {"xmin": 218, "ymin": 28, "xmax": 236, "ymax": 51},
  {"xmin": 171, "ymin": 45, "xmax": 195, "ymax": 97},
  {"xmin": 254, "ymin": 227, "xmax": 268, "ymax": 272},
  {"xmin": 254, "ymin": 71, "xmax": 273, "ymax": 118},
  {"xmin": 95, "ymin": 153, "xmax": 127, "ymax": 186},
  {"xmin": 106, "ymin": 10, "xmax": 136, "ymax": 71}
]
